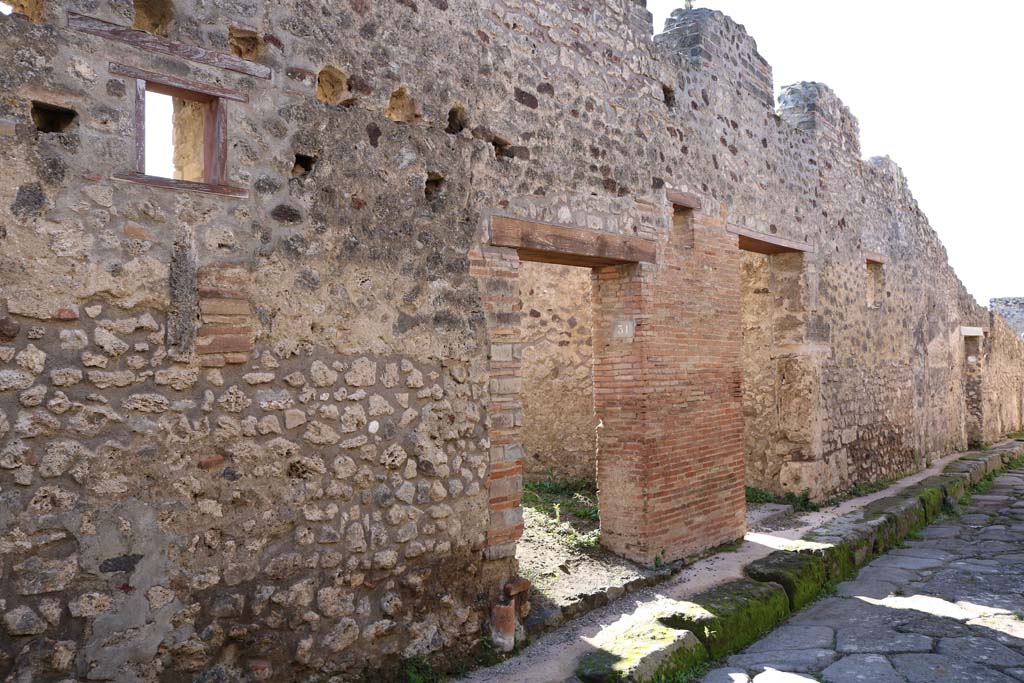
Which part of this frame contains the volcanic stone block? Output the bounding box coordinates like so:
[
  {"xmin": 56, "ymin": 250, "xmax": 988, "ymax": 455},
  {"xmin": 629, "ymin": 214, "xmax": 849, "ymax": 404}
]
[
  {"xmin": 659, "ymin": 578, "xmax": 790, "ymax": 659},
  {"xmin": 745, "ymin": 550, "xmax": 826, "ymax": 610},
  {"xmin": 575, "ymin": 619, "xmax": 708, "ymax": 683}
]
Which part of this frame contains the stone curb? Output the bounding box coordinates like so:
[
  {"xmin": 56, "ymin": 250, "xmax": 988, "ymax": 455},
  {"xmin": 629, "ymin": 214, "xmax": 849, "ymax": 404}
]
[
  {"xmin": 744, "ymin": 551, "xmax": 824, "ymax": 611},
  {"xmin": 525, "ymin": 564, "xmax": 681, "ymax": 637},
  {"xmin": 573, "ymin": 441, "xmax": 1024, "ymax": 682}
]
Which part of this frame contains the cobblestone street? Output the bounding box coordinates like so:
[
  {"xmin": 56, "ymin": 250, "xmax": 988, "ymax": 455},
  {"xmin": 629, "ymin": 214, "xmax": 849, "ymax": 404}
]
[{"xmin": 702, "ymin": 467, "xmax": 1024, "ymax": 682}]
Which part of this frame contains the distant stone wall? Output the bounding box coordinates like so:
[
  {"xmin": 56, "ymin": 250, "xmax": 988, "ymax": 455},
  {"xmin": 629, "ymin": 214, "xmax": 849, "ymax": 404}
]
[
  {"xmin": 991, "ymin": 298, "xmax": 1024, "ymax": 339},
  {"xmin": 981, "ymin": 312, "xmax": 1024, "ymax": 443},
  {"xmin": 519, "ymin": 262, "xmax": 596, "ymax": 481}
]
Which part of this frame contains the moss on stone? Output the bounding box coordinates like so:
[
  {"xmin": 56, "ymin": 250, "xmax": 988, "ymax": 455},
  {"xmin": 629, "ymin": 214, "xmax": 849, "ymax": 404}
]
[
  {"xmin": 659, "ymin": 579, "xmax": 789, "ymax": 659},
  {"xmin": 801, "ymin": 540, "xmax": 855, "ymax": 585},
  {"xmin": 575, "ymin": 620, "xmax": 708, "ymax": 683},
  {"xmin": 745, "ymin": 550, "xmax": 825, "ymax": 610},
  {"xmin": 859, "ymin": 509, "xmax": 899, "ymax": 555},
  {"xmin": 845, "ymin": 525, "xmax": 878, "ymax": 569},
  {"xmin": 862, "ymin": 496, "xmax": 926, "ymax": 551},
  {"xmin": 909, "ymin": 485, "xmax": 943, "ymax": 522},
  {"xmin": 914, "ymin": 476, "xmax": 964, "ymax": 514},
  {"xmin": 929, "ymin": 473, "xmax": 968, "ymax": 499}
]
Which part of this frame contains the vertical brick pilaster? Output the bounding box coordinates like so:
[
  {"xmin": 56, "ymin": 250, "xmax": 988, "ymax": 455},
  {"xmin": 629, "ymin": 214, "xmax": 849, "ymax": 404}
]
[
  {"xmin": 592, "ymin": 261, "xmax": 652, "ymax": 560},
  {"xmin": 471, "ymin": 244, "xmax": 525, "ymax": 560}
]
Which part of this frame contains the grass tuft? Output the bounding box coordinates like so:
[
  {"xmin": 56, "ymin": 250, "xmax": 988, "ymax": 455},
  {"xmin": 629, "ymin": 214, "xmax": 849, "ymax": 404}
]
[
  {"xmin": 745, "ymin": 486, "xmax": 819, "ymax": 512},
  {"xmin": 523, "ymin": 478, "xmax": 601, "ymax": 551}
]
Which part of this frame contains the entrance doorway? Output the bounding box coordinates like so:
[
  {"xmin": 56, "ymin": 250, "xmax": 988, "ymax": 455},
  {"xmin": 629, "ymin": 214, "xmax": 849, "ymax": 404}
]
[
  {"xmin": 732, "ymin": 226, "xmax": 828, "ymax": 498},
  {"xmin": 963, "ymin": 331, "xmax": 984, "ymax": 447},
  {"xmin": 479, "ymin": 204, "xmax": 747, "ymax": 571}
]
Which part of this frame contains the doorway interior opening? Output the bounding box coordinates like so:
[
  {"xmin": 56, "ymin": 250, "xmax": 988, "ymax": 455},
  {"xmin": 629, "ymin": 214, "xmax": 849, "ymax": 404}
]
[
  {"xmin": 514, "ymin": 259, "xmax": 665, "ymax": 630},
  {"xmin": 519, "ymin": 260, "xmax": 597, "ymax": 537},
  {"xmin": 739, "ymin": 245, "xmax": 823, "ymax": 501},
  {"xmin": 964, "ymin": 333, "xmax": 983, "ymax": 448}
]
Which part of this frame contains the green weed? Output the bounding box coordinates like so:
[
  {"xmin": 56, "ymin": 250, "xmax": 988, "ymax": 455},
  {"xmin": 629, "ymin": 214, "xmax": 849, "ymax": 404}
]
[{"xmin": 745, "ymin": 486, "xmax": 819, "ymax": 512}]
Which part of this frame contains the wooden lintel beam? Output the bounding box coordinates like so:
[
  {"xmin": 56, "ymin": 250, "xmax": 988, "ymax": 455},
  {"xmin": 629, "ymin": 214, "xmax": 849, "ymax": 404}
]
[
  {"xmin": 110, "ymin": 63, "xmax": 248, "ymax": 102},
  {"xmin": 727, "ymin": 225, "xmax": 813, "ymax": 255},
  {"xmin": 69, "ymin": 12, "xmax": 271, "ymax": 80},
  {"xmin": 113, "ymin": 171, "xmax": 248, "ymax": 198},
  {"xmin": 666, "ymin": 189, "xmax": 702, "ymax": 211},
  {"xmin": 490, "ymin": 216, "xmax": 656, "ymax": 266},
  {"xmin": 864, "ymin": 252, "xmax": 888, "ymax": 264}
]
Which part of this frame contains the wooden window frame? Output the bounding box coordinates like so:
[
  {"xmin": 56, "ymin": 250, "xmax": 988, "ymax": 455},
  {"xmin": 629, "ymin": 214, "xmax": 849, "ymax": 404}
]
[{"xmin": 109, "ymin": 63, "xmax": 248, "ymax": 198}]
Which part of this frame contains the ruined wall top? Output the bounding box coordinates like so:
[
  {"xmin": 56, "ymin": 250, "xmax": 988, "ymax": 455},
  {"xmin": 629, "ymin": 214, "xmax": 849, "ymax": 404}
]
[
  {"xmin": 655, "ymin": 7, "xmax": 774, "ymax": 107},
  {"xmin": 779, "ymin": 81, "xmax": 862, "ymax": 158},
  {"xmin": 654, "ymin": 9, "xmax": 862, "ymax": 160}
]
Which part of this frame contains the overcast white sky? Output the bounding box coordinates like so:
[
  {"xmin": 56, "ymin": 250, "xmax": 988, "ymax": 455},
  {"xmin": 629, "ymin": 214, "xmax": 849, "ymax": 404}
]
[{"xmin": 649, "ymin": 1, "xmax": 1024, "ymax": 306}]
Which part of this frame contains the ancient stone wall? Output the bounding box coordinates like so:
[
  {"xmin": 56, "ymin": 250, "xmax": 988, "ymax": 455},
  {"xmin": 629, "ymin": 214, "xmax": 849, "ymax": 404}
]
[
  {"xmin": 518, "ymin": 262, "xmax": 596, "ymax": 481},
  {"xmin": 991, "ymin": 298, "xmax": 1024, "ymax": 338},
  {"xmin": 654, "ymin": 10, "xmax": 1024, "ymax": 498},
  {"xmin": 1, "ymin": 0, "xmax": 1023, "ymax": 679},
  {"xmin": 980, "ymin": 313, "xmax": 1024, "ymax": 443},
  {"xmin": 1, "ymin": 2, "xmax": 502, "ymax": 678}
]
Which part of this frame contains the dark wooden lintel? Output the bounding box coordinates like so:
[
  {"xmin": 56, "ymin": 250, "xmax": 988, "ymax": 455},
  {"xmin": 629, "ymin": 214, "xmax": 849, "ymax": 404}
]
[
  {"xmin": 490, "ymin": 216, "xmax": 656, "ymax": 266},
  {"xmin": 69, "ymin": 12, "xmax": 271, "ymax": 80},
  {"xmin": 864, "ymin": 252, "xmax": 888, "ymax": 264},
  {"xmin": 666, "ymin": 188, "xmax": 702, "ymax": 211},
  {"xmin": 113, "ymin": 172, "xmax": 248, "ymax": 198},
  {"xmin": 110, "ymin": 63, "xmax": 248, "ymax": 102},
  {"xmin": 728, "ymin": 225, "xmax": 813, "ymax": 255}
]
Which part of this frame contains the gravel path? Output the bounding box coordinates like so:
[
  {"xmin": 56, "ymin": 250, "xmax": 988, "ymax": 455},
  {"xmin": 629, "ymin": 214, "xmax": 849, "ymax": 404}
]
[{"xmin": 701, "ymin": 466, "xmax": 1024, "ymax": 682}]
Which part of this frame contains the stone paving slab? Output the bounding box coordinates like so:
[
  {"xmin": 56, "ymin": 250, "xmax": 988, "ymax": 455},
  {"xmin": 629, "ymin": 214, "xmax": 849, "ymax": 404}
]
[
  {"xmin": 699, "ymin": 465, "xmax": 1024, "ymax": 683},
  {"xmin": 822, "ymin": 654, "xmax": 905, "ymax": 683},
  {"xmin": 744, "ymin": 625, "xmax": 834, "ymax": 653},
  {"xmin": 889, "ymin": 653, "xmax": 1019, "ymax": 682},
  {"xmin": 725, "ymin": 648, "xmax": 837, "ymax": 673},
  {"xmin": 835, "ymin": 627, "xmax": 932, "ymax": 654}
]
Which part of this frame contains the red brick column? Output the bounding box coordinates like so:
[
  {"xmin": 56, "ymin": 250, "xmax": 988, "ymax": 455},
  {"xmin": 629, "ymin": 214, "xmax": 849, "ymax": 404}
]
[
  {"xmin": 470, "ymin": 244, "xmax": 524, "ymax": 561},
  {"xmin": 592, "ymin": 262, "xmax": 651, "ymax": 560},
  {"xmin": 593, "ymin": 203, "xmax": 746, "ymax": 565}
]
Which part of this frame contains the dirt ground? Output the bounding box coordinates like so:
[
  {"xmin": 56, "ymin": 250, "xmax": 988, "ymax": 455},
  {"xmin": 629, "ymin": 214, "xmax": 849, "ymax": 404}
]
[
  {"xmin": 515, "ymin": 483, "xmax": 804, "ymax": 634},
  {"xmin": 516, "ymin": 480, "xmax": 673, "ymax": 633}
]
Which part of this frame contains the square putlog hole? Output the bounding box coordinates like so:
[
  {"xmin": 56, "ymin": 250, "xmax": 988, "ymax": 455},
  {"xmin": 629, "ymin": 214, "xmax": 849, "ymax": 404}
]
[
  {"xmin": 0, "ymin": 0, "xmax": 43, "ymax": 22},
  {"xmin": 292, "ymin": 153, "xmax": 318, "ymax": 177},
  {"xmin": 31, "ymin": 101, "xmax": 77, "ymax": 133},
  {"xmin": 229, "ymin": 26, "xmax": 263, "ymax": 61},
  {"xmin": 133, "ymin": 0, "xmax": 174, "ymax": 35}
]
